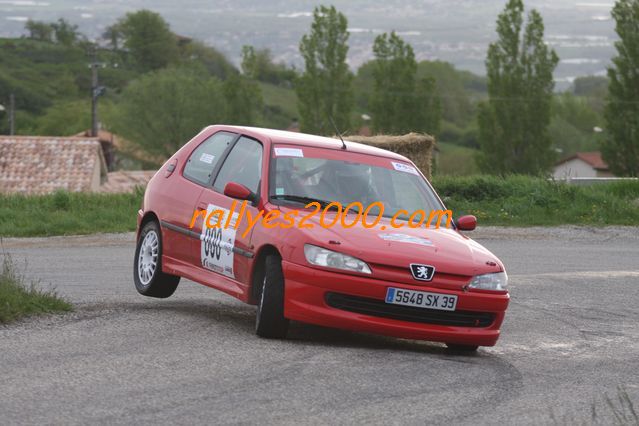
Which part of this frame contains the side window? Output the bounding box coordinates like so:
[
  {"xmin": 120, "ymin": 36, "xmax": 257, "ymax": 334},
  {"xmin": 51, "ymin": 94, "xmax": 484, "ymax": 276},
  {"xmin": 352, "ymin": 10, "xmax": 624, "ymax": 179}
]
[
  {"xmin": 214, "ymin": 136, "xmax": 263, "ymax": 194},
  {"xmin": 183, "ymin": 131, "xmax": 236, "ymax": 185}
]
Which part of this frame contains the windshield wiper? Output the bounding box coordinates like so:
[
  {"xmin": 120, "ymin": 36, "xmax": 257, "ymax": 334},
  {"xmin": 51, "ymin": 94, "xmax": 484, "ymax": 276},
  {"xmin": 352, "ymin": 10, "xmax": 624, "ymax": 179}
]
[{"xmin": 271, "ymin": 195, "xmax": 340, "ymax": 210}]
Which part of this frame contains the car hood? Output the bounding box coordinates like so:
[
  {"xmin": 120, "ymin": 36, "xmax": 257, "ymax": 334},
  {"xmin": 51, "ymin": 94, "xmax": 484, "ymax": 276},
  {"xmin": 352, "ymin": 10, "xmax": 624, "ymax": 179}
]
[{"xmin": 280, "ymin": 207, "xmax": 503, "ymax": 290}]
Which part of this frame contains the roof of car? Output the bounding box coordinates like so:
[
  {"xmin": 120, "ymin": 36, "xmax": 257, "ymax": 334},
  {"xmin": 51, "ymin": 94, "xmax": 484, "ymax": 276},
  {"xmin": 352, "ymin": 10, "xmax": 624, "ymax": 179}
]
[{"xmin": 211, "ymin": 125, "xmax": 410, "ymax": 162}]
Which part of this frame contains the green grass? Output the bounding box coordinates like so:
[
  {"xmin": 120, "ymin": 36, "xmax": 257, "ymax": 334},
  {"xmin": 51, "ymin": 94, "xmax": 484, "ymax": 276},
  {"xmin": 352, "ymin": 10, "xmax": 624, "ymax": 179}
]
[
  {"xmin": 0, "ymin": 251, "xmax": 72, "ymax": 323},
  {"xmin": 435, "ymin": 142, "xmax": 480, "ymax": 176},
  {"xmin": 259, "ymin": 82, "xmax": 299, "ymax": 128},
  {"xmin": 0, "ymin": 190, "xmax": 143, "ymax": 238},
  {"xmin": 432, "ymin": 175, "xmax": 639, "ymax": 226},
  {"xmin": 0, "ymin": 177, "xmax": 637, "ymax": 238}
]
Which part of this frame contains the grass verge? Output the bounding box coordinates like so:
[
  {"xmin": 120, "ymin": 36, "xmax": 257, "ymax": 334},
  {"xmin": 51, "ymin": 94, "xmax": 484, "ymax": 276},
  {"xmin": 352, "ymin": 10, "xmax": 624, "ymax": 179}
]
[
  {"xmin": 0, "ymin": 176, "xmax": 638, "ymax": 238},
  {"xmin": 433, "ymin": 175, "xmax": 639, "ymax": 226},
  {"xmin": 435, "ymin": 142, "xmax": 480, "ymax": 176},
  {"xmin": 0, "ymin": 251, "xmax": 72, "ymax": 324},
  {"xmin": 0, "ymin": 189, "xmax": 143, "ymax": 238}
]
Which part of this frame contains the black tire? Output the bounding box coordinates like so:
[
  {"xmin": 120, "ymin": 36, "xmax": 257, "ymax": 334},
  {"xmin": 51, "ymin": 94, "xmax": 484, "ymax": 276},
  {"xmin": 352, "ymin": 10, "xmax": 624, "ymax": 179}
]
[
  {"xmin": 255, "ymin": 254, "xmax": 289, "ymax": 338},
  {"xmin": 133, "ymin": 221, "xmax": 180, "ymax": 298},
  {"xmin": 445, "ymin": 343, "xmax": 479, "ymax": 353}
]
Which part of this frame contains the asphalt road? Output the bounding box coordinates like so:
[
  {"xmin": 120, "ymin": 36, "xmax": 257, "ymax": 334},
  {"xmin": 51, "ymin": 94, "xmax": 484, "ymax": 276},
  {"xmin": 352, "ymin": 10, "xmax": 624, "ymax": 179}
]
[{"xmin": 1, "ymin": 227, "xmax": 638, "ymax": 425}]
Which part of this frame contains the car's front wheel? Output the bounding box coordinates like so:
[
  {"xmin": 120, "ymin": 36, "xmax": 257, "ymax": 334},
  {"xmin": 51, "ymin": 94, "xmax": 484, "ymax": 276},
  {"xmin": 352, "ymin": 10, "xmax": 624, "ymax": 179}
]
[
  {"xmin": 255, "ymin": 254, "xmax": 289, "ymax": 338},
  {"xmin": 133, "ymin": 221, "xmax": 180, "ymax": 298}
]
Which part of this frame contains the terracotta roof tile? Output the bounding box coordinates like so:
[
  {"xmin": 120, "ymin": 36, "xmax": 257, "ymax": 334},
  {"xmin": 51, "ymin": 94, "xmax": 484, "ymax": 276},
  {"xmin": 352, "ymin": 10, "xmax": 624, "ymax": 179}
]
[
  {"xmin": 557, "ymin": 151, "xmax": 609, "ymax": 171},
  {"xmin": 73, "ymin": 129, "xmax": 119, "ymax": 148},
  {"xmin": 576, "ymin": 152, "xmax": 608, "ymax": 170},
  {"xmin": 0, "ymin": 136, "xmax": 106, "ymax": 194}
]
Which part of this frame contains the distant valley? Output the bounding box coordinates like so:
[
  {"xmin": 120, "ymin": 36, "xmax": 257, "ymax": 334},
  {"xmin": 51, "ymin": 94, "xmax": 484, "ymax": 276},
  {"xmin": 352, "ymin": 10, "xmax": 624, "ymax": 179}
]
[{"xmin": 0, "ymin": 0, "xmax": 618, "ymax": 88}]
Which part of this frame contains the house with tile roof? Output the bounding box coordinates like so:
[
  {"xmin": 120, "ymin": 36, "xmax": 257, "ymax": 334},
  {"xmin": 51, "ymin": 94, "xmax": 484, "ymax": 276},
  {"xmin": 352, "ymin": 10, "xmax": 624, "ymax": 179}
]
[
  {"xmin": 0, "ymin": 136, "xmax": 108, "ymax": 194},
  {"xmin": 99, "ymin": 170, "xmax": 157, "ymax": 193},
  {"xmin": 553, "ymin": 151, "xmax": 614, "ymax": 179},
  {"xmin": 73, "ymin": 129, "xmax": 120, "ymax": 171},
  {"xmin": 73, "ymin": 128, "xmax": 166, "ymax": 169}
]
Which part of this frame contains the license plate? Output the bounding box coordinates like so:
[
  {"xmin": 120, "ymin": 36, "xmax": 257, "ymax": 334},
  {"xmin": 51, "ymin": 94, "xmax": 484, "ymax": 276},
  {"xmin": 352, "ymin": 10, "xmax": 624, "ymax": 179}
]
[{"xmin": 385, "ymin": 287, "xmax": 457, "ymax": 311}]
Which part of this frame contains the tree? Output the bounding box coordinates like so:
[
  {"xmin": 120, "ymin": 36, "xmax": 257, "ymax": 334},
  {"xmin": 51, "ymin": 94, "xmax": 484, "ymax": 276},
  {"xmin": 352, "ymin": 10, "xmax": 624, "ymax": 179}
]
[
  {"xmin": 241, "ymin": 45, "xmax": 296, "ymax": 86},
  {"xmin": 477, "ymin": 0, "xmax": 559, "ymax": 175},
  {"xmin": 109, "ymin": 67, "xmax": 225, "ymax": 160},
  {"xmin": 295, "ymin": 5, "xmax": 353, "ymax": 134},
  {"xmin": 416, "ymin": 76, "xmax": 441, "ymax": 135},
  {"xmin": 241, "ymin": 46, "xmax": 260, "ymax": 80},
  {"xmin": 51, "ymin": 18, "xmax": 79, "ymax": 46},
  {"xmin": 25, "ymin": 20, "xmax": 54, "ymax": 42},
  {"xmin": 371, "ymin": 32, "xmax": 416, "ymax": 133},
  {"xmin": 602, "ymin": 0, "xmax": 639, "ymax": 176},
  {"xmin": 418, "ymin": 60, "xmax": 484, "ymax": 126},
  {"xmin": 223, "ymin": 73, "xmax": 263, "ymax": 125},
  {"xmin": 370, "ymin": 31, "xmax": 440, "ymax": 135},
  {"xmin": 549, "ymin": 93, "xmax": 602, "ymax": 156},
  {"xmin": 102, "ymin": 23, "xmax": 122, "ymax": 51},
  {"xmin": 180, "ymin": 41, "xmax": 235, "ymax": 80},
  {"xmin": 25, "ymin": 18, "xmax": 79, "ymax": 46},
  {"xmin": 117, "ymin": 10, "xmax": 179, "ymax": 72},
  {"xmin": 33, "ymin": 100, "xmax": 91, "ymax": 136},
  {"xmin": 573, "ymin": 75, "xmax": 607, "ymax": 113}
]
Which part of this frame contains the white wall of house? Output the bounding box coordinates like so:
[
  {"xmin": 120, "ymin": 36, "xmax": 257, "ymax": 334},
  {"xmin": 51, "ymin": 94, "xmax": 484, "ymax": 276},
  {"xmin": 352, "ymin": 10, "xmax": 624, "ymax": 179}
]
[{"xmin": 553, "ymin": 158, "xmax": 598, "ymax": 179}]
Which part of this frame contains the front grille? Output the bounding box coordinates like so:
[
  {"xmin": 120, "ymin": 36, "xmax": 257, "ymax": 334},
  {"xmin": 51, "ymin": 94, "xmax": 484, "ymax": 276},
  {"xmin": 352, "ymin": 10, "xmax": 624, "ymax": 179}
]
[{"xmin": 325, "ymin": 292, "xmax": 495, "ymax": 328}]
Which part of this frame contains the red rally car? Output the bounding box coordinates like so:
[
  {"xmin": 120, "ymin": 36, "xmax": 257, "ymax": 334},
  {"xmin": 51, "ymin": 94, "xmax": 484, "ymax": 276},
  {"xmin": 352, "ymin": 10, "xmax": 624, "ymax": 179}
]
[{"xmin": 134, "ymin": 125, "xmax": 509, "ymax": 351}]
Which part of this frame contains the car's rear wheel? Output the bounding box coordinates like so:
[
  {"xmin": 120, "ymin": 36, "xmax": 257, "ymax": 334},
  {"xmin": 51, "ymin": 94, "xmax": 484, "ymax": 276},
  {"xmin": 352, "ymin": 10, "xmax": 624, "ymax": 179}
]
[
  {"xmin": 445, "ymin": 343, "xmax": 479, "ymax": 352},
  {"xmin": 133, "ymin": 221, "xmax": 180, "ymax": 298},
  {"xmin": 255, "ymin": 254, "xmax": 289, "ymax": 338}
]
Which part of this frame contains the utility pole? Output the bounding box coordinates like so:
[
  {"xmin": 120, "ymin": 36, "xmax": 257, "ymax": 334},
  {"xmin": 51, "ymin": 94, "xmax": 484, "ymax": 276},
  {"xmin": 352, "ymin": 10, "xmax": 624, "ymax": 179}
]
[
  {"xmin": 89, "ymin": 47, "xmax": 105, "ymax": 137},
  {"xmin": 90, "ymin": 61, "xmax": 99, "ymax": 137}
]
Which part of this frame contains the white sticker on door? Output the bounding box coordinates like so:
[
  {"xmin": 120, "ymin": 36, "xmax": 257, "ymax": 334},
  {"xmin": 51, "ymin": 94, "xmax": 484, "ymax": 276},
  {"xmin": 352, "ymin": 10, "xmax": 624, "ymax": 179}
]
[
  {"xmin": 200, "ymin": 153, "xmax": 215, "ymax": 164},
  {"xmin": 201, "ymin": 204, "xmax": 238, "ymax": 278}
]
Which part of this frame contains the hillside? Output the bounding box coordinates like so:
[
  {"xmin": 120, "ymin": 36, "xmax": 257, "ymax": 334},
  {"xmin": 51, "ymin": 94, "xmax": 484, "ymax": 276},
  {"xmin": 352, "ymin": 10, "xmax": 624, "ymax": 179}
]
[
  {"xmin": 0, "ymin": 0, "xmax": 617, "ymax": 88},
  {"xmin": 0, "ymin": 37, "xmax": 296, "ymax": 136},
  {"xmin": 0, "ymin": 24, "xmax": 608, "ymax": 176},
  {"xmin": 0, "ymin": 35, "xmax": 485, "ymax": 138}
]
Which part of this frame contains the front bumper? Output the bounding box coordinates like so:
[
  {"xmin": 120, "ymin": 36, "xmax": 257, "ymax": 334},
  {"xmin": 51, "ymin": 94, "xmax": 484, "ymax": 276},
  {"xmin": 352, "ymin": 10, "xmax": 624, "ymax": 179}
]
[{"xmin": 282, "ymin": 261, "xmax": 509, "ymax": 347}]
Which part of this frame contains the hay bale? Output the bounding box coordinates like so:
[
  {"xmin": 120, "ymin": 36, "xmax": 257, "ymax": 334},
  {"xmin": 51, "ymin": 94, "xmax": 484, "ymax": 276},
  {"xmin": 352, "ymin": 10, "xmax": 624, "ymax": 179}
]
[{"xmin": 344, "ymin": 133, "xmax": 435, "ymax": 179}]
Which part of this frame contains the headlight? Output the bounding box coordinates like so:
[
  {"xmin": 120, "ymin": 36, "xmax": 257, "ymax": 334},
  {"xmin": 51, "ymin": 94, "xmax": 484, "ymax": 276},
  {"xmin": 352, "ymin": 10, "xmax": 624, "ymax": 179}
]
[
  {"xmin": 304, "ymin": 244, "xmax": 372, "ymax": 274},
  {"xmin": 468, "ymin": 272, "xmax": 508, "ymax": 291}
]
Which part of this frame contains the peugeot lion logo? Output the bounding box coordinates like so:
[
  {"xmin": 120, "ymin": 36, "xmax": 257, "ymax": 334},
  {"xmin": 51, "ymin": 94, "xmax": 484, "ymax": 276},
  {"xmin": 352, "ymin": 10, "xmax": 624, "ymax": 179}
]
[{"xmin": 410, "ymin": 264, "xmax": 435, "ymax": 281}]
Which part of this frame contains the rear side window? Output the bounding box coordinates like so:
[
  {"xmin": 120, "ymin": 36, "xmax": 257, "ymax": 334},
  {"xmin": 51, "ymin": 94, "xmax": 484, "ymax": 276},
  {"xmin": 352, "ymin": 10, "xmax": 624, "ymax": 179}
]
[
  {"xmin": 183, "ymin": 131, "xmax": 236, "ymax": 185},
  {"xmin": 214, "ymin": 136, "xmax": 263, "ymax": 194}
]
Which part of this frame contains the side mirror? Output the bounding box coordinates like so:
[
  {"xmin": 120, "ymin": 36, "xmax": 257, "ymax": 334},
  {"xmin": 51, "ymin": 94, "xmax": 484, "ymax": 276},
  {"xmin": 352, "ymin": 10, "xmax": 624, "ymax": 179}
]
[
  {"xmin": 456, "ymin": 215, "xmax": 477, "ymax": 231},
  {"xmin": 224, "ymin": 182, "xmax": 256, "ymax": 203}
]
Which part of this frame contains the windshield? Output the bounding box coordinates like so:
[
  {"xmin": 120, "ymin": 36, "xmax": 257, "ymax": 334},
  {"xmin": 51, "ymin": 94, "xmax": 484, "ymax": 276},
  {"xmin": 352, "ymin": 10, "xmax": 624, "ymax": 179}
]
[{"xmin": 269, "ymin": 149, "xmax": 444, "ymax": 220}]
